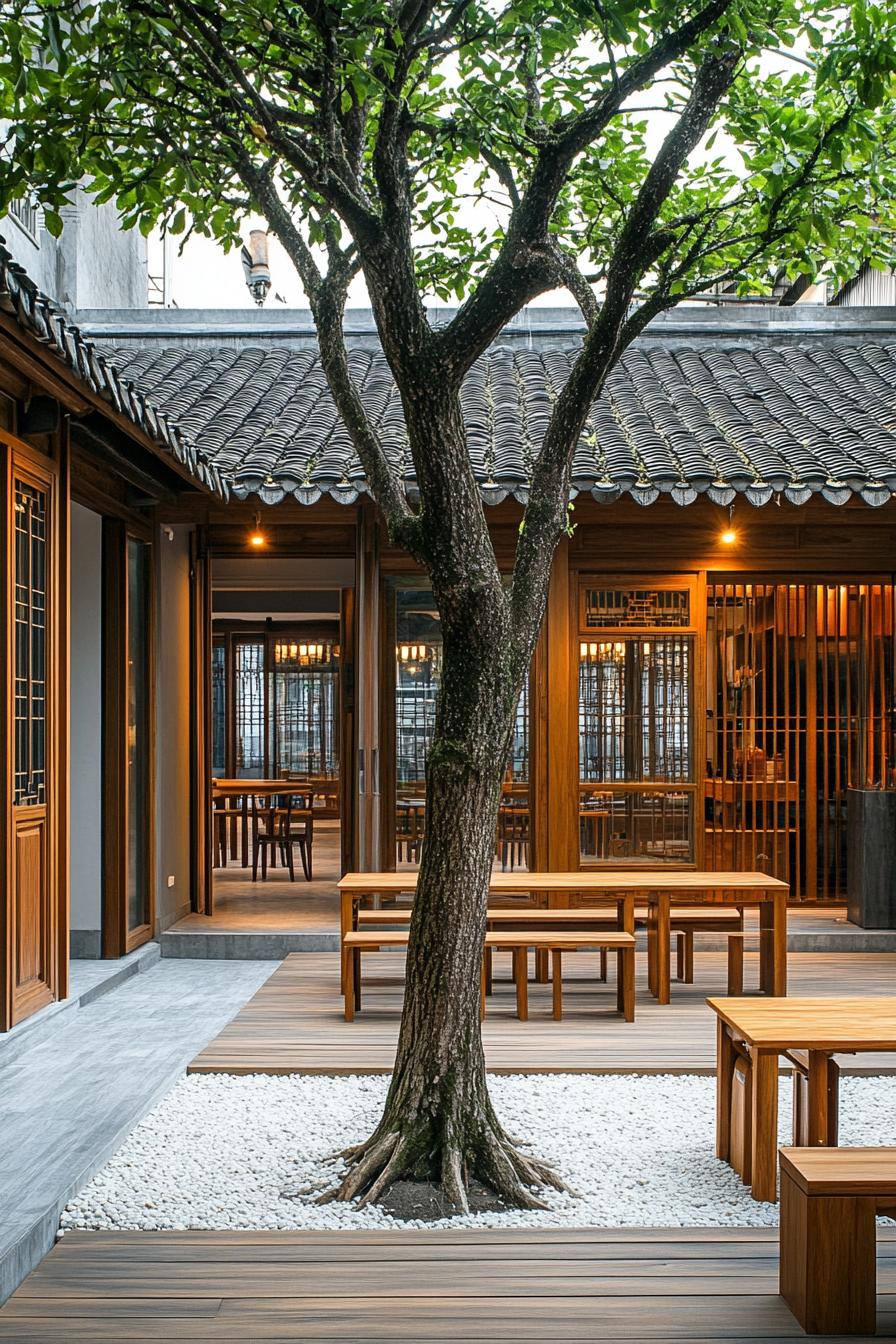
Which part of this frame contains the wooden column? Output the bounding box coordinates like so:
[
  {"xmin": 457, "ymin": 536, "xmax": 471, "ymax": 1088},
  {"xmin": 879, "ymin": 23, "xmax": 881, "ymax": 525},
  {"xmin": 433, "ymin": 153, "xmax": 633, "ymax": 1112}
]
[
  {"xmin": 532, "ymin": 539, "xmax": 578, "ymax": 880},
  {"xmin": 189, "ymin": 527, "xmax": 213, "ymax": 915},
  {"xmin": 354, "ymin": 503, "xmax": 382, "ymax": 872}
]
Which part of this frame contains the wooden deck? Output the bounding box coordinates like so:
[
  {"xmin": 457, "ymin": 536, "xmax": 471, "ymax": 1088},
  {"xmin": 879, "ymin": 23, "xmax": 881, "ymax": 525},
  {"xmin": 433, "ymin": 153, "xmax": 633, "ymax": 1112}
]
[
  {"xmin": 189, "ymin": 950, "xmax": 896, "ymax": 1075},
  {"xmin": 2, "ymin": 1227, "xmax": 893, "ymax": 1340}
]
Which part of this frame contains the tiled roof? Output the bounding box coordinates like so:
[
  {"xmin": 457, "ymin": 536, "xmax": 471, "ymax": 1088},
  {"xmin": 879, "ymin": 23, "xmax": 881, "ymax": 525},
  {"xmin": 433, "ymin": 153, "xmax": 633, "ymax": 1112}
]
[
  {"xmin": 0, "ymin": 237, "xmax": 227, "ymax": 496},
  {"xmin": 99, "ymin": 340, "xmax": 896, "ymax": 508}
]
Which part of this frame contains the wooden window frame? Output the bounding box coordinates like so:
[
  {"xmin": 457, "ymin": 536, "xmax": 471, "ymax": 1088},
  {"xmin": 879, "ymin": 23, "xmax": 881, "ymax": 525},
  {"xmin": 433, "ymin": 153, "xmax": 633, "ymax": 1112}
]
[{"xmin": 102, "ymin": 517, "xmax": 156, "ymax": 956}]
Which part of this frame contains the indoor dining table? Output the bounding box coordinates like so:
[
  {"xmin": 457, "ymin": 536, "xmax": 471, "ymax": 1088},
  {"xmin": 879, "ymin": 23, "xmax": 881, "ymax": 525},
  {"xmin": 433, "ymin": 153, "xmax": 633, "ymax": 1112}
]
[{"xmin": 211, "ymin": 779, "xmax": 314, "ymax": 868}]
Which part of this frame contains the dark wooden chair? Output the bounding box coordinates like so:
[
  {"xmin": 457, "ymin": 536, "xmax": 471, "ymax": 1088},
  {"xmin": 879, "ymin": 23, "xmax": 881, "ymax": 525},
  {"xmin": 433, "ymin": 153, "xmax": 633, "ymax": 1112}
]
[
  {"xmin": 212, "ymin": 793, "xmax": 247, "ymax": 867},
  {"xmin": 279, "ymin": 792, "xmax": 314, "ymax": 881},
  {"xmin": 497, "ymin": 805, "xmax": 529, "ymax": 871},
  {"xmin": 396, "ymin": 803, "xmax": 425, "ymax": 864},
  {"xmin": 251, "ymin": 793, "xmax": 312, "ymax": 882}
]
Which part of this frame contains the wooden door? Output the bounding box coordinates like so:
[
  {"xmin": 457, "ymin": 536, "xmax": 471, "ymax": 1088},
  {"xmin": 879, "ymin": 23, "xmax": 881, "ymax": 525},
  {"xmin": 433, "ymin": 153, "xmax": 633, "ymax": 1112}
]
[
  {"xmin": 2, "ymin": 438, "xmax": 62, "ymax": 1027},
  {"xmin": 102, "ymin": 520, "xmax": 156, "ymax": 955}
]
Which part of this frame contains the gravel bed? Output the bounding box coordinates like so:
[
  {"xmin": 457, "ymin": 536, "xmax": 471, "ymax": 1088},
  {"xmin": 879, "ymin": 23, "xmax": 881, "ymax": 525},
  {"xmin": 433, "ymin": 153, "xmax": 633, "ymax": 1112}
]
[{"xmin": 60, "ymin": 1073, "xmax": 895, "ymax": 1232}]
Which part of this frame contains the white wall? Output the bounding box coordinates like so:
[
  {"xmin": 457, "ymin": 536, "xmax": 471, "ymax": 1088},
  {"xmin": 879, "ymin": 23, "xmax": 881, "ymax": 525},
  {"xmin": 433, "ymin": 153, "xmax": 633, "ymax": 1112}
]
[
  {"xmin": 69, "ymin": 502, "xmax": 104, "ymax": 955},
  {"xmin": 156, "ymin": 525, "xmax": 193, "ymax": 932}
]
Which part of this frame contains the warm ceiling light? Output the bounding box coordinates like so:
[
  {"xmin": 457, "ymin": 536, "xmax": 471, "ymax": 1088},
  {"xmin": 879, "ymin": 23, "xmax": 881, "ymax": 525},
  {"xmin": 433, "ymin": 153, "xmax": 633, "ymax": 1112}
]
[
  {"xmin": 249, "ymin": 512, "xmax": 266, "ymax": 548},
  {"xmin": 721, "ymin": 528, "xmax": 738, "ymax": 545}
]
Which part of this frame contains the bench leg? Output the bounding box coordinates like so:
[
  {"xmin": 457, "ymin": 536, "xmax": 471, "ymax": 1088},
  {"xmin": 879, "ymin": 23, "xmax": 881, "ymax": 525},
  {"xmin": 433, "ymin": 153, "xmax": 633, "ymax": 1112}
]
[
  {"xmin": 727, "ymin": 932, "xmax": 744, "ymax": 996},
  {"xmin": 599, "ymin": 946, "xmax": 608, "ymax": 982},
  {"xmin": 552, "ymin": 950, "xmax": 563, "ymax": 1021},
  {"xmin": 617, "ymin": 947, "xmax": 635, "ymax": 1021},
  {"xmin": 676, "ymin": 930, "xmax": 694, "ymax": 983},
  {"xmin": 534, "ymin": 948, "xmax": 549, "ymax": 984},
  {"xmin": 485, "ymin": 946, "xmax": 493, "ymax": 996},
  {"xmin": 780, "ymin": 1174, "xmax": 878, "ymax": 1335},
  {"xmin": 512, "ymin": 947, "xmax": 528, "ymax": 1021},
  {"xmin": 480, "ymin": 955, "xmax": 487, "ymax": 1021}
]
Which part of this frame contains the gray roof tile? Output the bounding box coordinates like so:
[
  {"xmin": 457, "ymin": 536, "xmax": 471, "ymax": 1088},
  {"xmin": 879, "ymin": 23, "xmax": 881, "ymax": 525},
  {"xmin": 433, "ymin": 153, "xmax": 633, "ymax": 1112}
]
[{"xmin": 97, "ymin": 340, "xmax": 896, "ymax": 508}]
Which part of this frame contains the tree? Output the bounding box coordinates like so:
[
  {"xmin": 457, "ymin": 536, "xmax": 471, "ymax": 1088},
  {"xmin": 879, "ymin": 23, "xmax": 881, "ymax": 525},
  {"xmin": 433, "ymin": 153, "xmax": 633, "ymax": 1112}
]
[{"xmin": 3, "ymin": 0, "xmax": 896, "ymax": 1212}]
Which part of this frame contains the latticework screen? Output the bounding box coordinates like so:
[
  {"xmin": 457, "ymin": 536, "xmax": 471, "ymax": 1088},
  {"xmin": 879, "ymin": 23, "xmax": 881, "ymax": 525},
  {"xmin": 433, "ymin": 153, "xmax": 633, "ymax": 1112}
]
[{"xmin": 706, "ymin": 582, "xmax": 896, "ymax": 899}]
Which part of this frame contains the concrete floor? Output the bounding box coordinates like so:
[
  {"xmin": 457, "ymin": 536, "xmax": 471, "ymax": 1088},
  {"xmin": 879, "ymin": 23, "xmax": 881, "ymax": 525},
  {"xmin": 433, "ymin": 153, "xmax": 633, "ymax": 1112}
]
[{"xmin": 0, "ymin": 957, "xmax": 277, "ymax": 1305}]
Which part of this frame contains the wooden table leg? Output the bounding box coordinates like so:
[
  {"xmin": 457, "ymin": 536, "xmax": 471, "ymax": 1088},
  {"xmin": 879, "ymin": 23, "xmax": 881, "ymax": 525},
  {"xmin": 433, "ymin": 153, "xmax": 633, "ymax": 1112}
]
[
  {"xmin": 806, "ymin": 1050, "xmax": 837, "ymax": 1147},
  {"xmin": 647, "ymin": 903, "xmax": 657, "ymax": 997},
  {"xmin": 759, "ymin": 892, "xmax": 788, "ymax": 996},
  {"xmin": 535, "ymin": 949, "xmax": 550, "ymax": 984},
  {"xmin": 340, "ymin": 892, "xmax": 353, "ymax": 994},
  {"xmin": 480, "ymin": 956, "xmax": 487, "ymax": 1021},
  {"xmin": 715, "ymin": 1018, "xmax": 735, "ymax": 1162},
  {"xmin": 344, "ymin": 944, "xmax": 354, "ymax": 1022},
  {"xmin": 773, "ymin": 889, "xmax": 787, "ymax": 996},
  {"xmin": 617, "ymin": 947, "xmax": 634, "ymax": 1022},
  {"xmin": 750, "ymin": 1048, "xmax": 779, "ymax": 1202},
  {"xmin": 654, "ymin": 893, "xmax": 671, "ymax": 1005},
  {"xmin": 552, "ymin": 950, "xmax": 562, "ymax": 1021}
]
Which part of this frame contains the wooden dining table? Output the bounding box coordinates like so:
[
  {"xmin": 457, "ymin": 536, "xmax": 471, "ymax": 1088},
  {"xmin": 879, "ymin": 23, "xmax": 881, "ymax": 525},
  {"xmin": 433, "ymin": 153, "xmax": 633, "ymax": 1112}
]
[
  {"xmin": 644, "ymin": 872, "xmax": 789, "ymax": 1005},
  {"xmin": 337, "ymin": 871, "xmax": 638, "ymax": 990},
  {"xmin": 211, "ymin": 779, "xmax": 314, "ymax": 868},
  {"xmin": 708, "ymin": 996, "xmax": 896, "ymax": 1203}
]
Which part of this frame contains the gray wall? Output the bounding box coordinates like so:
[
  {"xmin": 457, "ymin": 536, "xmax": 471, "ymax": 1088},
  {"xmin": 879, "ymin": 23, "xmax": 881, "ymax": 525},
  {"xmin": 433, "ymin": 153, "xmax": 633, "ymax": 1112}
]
[
  {"xmin": 69, "ymin": 503, "xmax": 104, "ymax": 957},
  {"xmin": 4, "ymin": 186, "xmax": 147, "ymax": 310},
  {"xmin": 156, "ymin": 525, "xmax": 193, "ymax": 933}
]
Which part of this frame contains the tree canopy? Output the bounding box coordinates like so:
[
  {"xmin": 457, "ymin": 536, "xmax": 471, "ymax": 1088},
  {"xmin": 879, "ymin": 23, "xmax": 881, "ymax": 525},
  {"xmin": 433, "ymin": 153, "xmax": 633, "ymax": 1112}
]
[{"xmin": 4, "ymin": 0, "xmax": 896, "ymax": 1212}]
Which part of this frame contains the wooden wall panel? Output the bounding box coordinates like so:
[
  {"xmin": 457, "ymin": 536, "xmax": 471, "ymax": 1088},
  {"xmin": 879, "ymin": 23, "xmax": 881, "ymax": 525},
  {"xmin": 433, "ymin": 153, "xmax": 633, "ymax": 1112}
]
[{"xmin": 11, "ymin": 810, "xmax": 51, "ymax": 1024}]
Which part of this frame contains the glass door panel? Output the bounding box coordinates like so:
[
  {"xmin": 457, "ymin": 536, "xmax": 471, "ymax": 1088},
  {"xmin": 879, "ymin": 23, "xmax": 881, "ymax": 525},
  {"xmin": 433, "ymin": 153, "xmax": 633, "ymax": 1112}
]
[{"xmin": 578, "ymin": 582, "xmax": 697, "ymax": 865}]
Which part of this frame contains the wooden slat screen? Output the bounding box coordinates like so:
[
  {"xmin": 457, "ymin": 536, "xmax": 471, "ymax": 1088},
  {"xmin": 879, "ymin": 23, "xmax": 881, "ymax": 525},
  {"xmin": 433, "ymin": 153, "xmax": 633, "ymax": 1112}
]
[{"xmin": 706, "ymin": 581, "xmax": 896, "ymax": 901}]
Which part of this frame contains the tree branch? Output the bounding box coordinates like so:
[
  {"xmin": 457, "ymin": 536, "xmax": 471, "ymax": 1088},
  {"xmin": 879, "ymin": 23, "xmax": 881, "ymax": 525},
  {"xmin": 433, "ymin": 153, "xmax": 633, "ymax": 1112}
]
[
  {"xmin": 509, "ymin": 41, "xmax": 742, "ymax": 653},
  {"xmin": 436, "ymin": 0, "xmax": 738, "ymax": 375}
]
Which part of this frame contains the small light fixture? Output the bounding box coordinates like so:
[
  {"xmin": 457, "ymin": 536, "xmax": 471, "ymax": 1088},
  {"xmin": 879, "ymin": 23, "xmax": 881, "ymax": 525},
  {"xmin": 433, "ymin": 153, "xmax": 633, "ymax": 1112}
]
[
  {"xmin": 720, "ymin": 504, "xmax": 737, "ymax": 546},
  {"xmin": 249, "ymin": 512, "xmax": 266, "ymax": 548}
]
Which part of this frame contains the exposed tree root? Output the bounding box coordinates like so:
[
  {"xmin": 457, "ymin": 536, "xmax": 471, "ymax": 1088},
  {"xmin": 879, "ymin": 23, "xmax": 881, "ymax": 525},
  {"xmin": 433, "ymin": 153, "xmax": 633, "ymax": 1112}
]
[{"xmin": 317, "ymin": 1110, "xmax": 568, "ymax": 1214}]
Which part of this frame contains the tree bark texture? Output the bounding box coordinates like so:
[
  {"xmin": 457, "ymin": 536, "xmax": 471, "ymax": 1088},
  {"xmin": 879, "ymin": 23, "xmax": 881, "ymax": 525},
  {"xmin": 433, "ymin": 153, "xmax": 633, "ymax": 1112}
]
[{"xmin": 325, "ymin": 400, "xmax": 565, "ymax": 1213}]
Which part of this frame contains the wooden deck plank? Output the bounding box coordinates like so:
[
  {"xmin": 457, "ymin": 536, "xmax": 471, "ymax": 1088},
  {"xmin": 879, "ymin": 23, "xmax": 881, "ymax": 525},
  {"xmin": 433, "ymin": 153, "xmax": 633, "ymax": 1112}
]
[
  {"xmin": 188, "ymin": 951, "xmax": 896, "ymax": 1076},
  {"xmin": 2, "ymin": 1230, "xmax": 894, "ymax": 1340}
]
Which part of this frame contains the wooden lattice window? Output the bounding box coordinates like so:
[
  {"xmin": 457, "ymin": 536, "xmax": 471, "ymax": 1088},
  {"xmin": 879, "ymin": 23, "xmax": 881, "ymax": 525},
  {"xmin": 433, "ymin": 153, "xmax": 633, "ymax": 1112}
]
[
  {"xmin": 581, "ymin": 585, "xmax": 691, "ymax": 630},
  {"xmin": 13, "ymin": 479, "xmax": 47, "ymax": 806}
]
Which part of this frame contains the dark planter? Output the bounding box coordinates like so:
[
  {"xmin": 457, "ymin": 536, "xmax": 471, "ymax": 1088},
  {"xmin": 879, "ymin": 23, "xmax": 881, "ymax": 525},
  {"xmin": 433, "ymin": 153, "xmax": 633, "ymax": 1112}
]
[{"xmin": 847, "ymin": 788, "xmax": 896, "ymax": 928}]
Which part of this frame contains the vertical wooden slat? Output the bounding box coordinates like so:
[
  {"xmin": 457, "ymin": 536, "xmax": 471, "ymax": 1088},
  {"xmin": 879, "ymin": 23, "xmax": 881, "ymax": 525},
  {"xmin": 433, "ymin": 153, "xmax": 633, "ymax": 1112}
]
[{"xmin": 804, "ymin": 585, "xmax": 818, "ymax": 902}]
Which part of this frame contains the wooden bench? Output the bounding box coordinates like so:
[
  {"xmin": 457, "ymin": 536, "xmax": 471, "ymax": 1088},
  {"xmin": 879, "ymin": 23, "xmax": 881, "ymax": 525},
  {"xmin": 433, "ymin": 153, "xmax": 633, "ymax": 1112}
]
[
  {"xmin": 779, "ymin": 1147, "xmax": 896, "ymax": 1335},
  {"xmin": 484, "ymin": 930, "xmax": 635, "ymax": 1022},
  {"xmin": 358, "ymin": 906, "xmax": 630, "ymax": 983},
  {"xmin": 342, "ymin": 927, "xmax": 636, "ymax": 1023},
  {"xmin": 670, "ymin": 906, "xmax": 744, "ymax": 989},
  {"xmin": 342, "ymin": 929, "xmax": 409, "ymax": 1021}
]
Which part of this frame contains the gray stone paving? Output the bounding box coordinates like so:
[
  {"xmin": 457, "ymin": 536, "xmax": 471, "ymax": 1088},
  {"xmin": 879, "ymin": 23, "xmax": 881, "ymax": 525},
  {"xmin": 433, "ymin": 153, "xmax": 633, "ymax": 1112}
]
[{"xmin": 0, "ymin": 957, "xmax": 277, "ymax": 1303}]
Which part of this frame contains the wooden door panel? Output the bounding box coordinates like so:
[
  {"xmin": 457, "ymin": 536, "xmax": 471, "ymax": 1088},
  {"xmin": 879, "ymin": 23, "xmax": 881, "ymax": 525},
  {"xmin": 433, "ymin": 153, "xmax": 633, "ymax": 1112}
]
[
  {"xmin": 11, "ymin": 807, "xmax": 52, "ymax": 1024},
  {"xmin": 2, "ymin": 436, "xmax": 61, "ymax": 1030}
]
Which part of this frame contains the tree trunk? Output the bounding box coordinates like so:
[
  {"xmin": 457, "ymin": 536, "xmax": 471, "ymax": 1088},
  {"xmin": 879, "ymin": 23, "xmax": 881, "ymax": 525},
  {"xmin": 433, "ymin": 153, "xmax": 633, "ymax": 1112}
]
[{"xmin": 324, "ymin": 593, "xmax": 564, "ymax": 1212}]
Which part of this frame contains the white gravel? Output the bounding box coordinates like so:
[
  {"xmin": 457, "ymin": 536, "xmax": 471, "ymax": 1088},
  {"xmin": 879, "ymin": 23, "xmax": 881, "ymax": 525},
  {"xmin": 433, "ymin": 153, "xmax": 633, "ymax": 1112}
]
[{"xmin": 60, "ymin": 1073, "xmax": 895, "ymax": 1232}]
